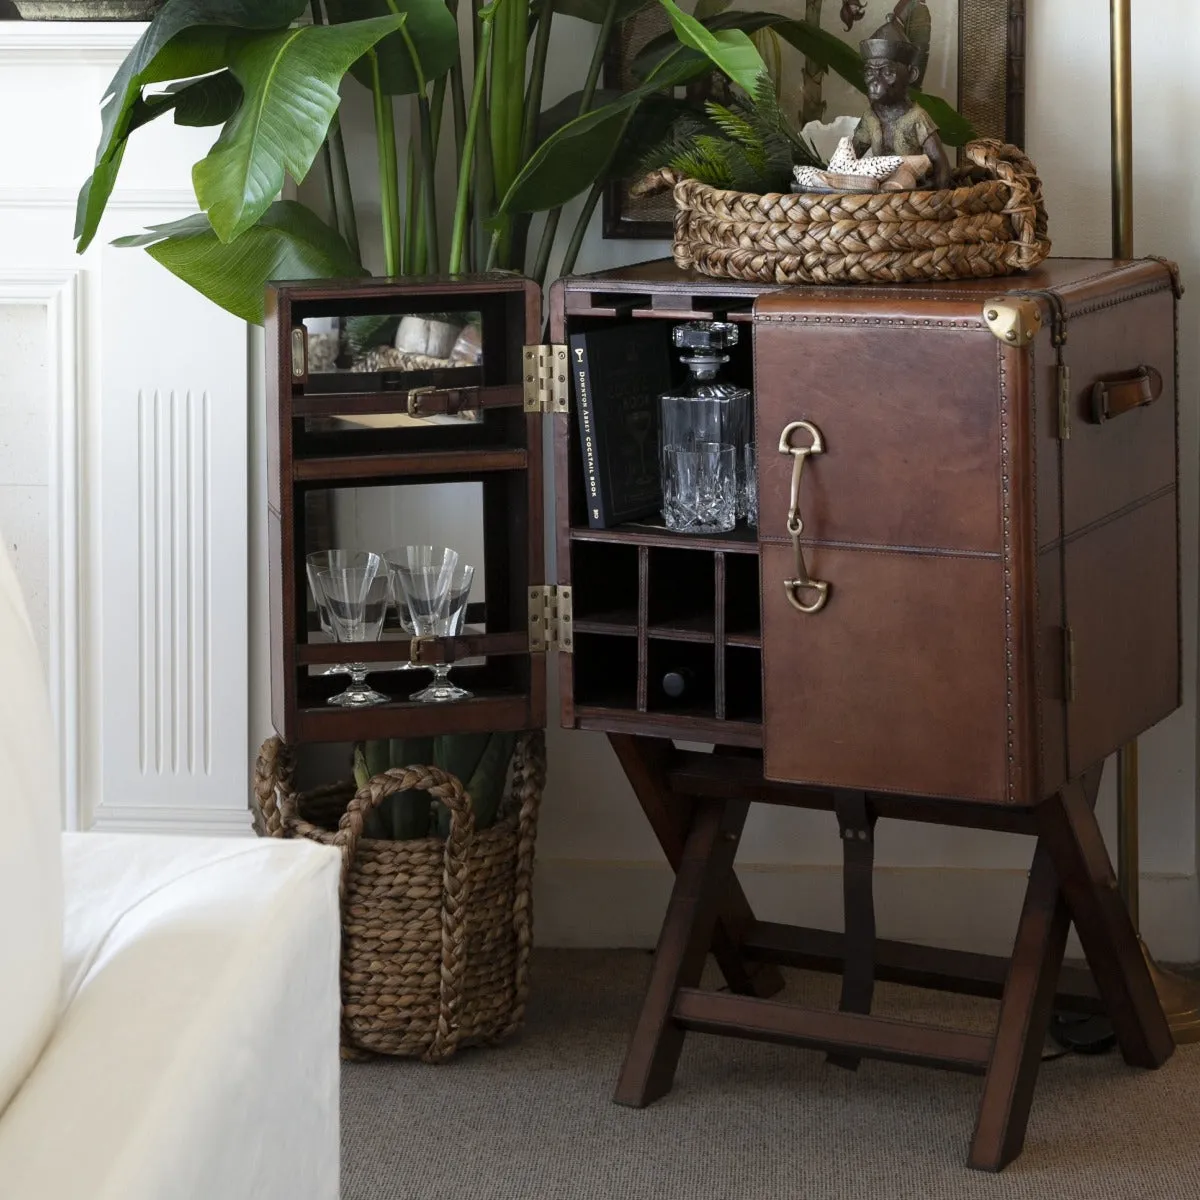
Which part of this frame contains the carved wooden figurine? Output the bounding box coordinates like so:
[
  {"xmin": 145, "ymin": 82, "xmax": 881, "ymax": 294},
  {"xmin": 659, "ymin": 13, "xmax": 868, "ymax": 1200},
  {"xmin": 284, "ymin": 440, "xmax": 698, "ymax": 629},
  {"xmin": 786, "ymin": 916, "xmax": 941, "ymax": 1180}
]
[{"xmin": 853, "ymin": 17, "xmax": 951, "ymax": 189}]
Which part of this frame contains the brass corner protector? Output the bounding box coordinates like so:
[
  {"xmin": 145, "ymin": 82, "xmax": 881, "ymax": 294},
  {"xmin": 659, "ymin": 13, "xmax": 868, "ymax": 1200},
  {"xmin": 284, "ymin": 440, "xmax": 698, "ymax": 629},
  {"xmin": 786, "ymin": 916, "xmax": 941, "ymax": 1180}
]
[{"xmin": 983, "ymin": 298, "xmax": 1043, "ymax": 347}]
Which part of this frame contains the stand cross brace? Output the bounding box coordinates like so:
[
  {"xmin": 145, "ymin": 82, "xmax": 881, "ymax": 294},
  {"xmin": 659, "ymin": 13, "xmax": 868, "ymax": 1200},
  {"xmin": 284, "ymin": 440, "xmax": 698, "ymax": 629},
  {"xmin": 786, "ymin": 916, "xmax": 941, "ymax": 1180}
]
[{"xmin": 607, "ymin": 736, "xmax": 1173, "ymax": 1173}]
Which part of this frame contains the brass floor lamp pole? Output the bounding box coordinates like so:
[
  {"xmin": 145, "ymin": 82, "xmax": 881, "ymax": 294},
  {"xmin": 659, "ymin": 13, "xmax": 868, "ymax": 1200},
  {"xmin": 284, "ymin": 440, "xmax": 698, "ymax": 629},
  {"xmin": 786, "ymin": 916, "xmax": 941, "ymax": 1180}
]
[{"xmin": 1110, "ymin": 0, "xmax": 1200, "ymax": 1042}]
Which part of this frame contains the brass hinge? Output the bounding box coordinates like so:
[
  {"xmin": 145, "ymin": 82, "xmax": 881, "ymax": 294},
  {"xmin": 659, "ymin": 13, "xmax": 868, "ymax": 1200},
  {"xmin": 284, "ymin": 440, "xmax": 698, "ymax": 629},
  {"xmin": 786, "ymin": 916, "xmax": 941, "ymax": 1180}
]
[
  {"xmin": 1063, "ymin": 624, "xmax": 1076, "ymax": 703},
  {"xmin": 1057, "ymin": 363, "xmax": 1072, "ymax": 440},
  {"xmin": 522, "ymin": 344, "xmax": 570, "ymax": 414},
  {"xmin": 983, "ymin": 298, "xmax": 1042, "ymax": 346},
  {"xmin": 528, "ymin": 584, "xmax": 573, "ymax": 653}
]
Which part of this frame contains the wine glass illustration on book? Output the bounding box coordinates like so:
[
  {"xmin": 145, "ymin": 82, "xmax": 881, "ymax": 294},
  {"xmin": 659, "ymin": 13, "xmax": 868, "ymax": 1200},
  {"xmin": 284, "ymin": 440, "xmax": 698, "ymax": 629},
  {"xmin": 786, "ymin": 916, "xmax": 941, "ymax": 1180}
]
[{"xmin": 308, "ymin": 550, "xmax": 390, "ymax": 707}]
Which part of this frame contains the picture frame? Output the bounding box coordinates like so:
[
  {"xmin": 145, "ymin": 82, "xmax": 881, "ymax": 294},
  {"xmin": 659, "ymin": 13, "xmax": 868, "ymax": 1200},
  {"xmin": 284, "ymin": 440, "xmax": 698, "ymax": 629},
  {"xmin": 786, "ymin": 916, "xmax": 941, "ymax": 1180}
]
[{"xmin": 602, "ymin": 0, "xmax": 1027, "ymax": 240}]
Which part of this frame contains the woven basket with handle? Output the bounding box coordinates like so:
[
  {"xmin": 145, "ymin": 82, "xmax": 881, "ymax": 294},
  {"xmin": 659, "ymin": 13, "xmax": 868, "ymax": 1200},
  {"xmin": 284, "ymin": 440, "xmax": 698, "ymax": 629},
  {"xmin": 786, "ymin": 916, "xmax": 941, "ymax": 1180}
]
[
  {"xmin": 251, "ymin": 730, "xmax": 545, "ymax": 1062},
  {"xmin": 633, "ymin": 138, "xmax": 1051, "ymax": 286}
]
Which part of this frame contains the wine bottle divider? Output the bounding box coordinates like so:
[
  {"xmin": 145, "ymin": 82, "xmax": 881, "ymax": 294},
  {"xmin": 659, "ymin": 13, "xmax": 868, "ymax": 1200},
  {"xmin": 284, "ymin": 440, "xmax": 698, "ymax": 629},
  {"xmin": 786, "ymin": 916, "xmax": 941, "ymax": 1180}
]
[
  {"xmin": 714, "ymin": 553, "xmax": 728, "ymax": 721},
  {"xmin": 637, "ymin": 545, "xmax": 650, "ymax": 713},
  {"xmin": 568, "ymin": 529, "xmax": 763, "ymax": 729}
]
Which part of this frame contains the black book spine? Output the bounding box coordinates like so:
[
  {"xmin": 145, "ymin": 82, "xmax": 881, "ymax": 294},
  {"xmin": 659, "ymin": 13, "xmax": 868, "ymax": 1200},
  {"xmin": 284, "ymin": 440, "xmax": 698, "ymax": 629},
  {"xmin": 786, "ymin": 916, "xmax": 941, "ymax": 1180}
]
[{"xmin": 569, "ymin": 333, "xmax": 607, "ymax": 529}]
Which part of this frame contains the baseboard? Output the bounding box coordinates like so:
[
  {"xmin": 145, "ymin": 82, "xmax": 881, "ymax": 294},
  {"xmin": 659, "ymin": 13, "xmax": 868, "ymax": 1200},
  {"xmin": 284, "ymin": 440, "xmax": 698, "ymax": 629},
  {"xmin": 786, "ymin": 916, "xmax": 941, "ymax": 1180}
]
[
  {"xmin": 89, "ymin": 803, "xmax": 255, "ymax": 837},
  {"xmin": 533, "ymin": 859, "xmax": 1200, "ymax": 964}
]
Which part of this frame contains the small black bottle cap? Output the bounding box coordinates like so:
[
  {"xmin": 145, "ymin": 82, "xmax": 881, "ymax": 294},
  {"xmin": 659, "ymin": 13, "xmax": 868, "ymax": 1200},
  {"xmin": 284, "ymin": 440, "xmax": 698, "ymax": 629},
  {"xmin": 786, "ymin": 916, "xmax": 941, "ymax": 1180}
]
[{"xmin": 663, "ymin": 671, "xmax": 688, "ymax": 698}]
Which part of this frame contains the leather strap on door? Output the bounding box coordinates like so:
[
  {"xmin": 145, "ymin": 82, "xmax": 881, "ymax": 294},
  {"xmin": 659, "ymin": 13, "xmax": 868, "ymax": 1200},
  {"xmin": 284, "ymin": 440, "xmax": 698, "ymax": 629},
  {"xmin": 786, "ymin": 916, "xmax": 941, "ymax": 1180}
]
[
  {"xmin": 1089, "ymin": 366, "xmax": 1164, "ymax": 423},
  {"xmin": 828, "ymin": 789, "xmax": 877, "ymax": 1071}
]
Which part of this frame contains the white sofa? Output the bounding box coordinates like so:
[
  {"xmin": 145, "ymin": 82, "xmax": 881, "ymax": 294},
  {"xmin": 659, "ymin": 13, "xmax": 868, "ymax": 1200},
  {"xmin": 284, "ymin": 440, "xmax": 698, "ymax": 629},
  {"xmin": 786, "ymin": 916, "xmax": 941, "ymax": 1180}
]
[{"xmin": 0, "ymin": 542, "xmax": 342, "ymax": 1200}]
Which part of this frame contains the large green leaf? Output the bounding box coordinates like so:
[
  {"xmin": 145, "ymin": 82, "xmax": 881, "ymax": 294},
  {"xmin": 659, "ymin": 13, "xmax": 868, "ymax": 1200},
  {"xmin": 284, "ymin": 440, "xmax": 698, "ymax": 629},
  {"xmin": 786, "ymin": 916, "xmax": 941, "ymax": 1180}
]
[
  {"xmin": 162, "ymin": 70, "xmax": 245, "ymax": 126},
  {"xmin": 192, "ymin": 15, "xmax": 406, "ymax": 244},
  {"xmin": 75, "ymin": 0, "xmax": 306, "ymax": 253},
  {"xmin": 325, "ymin": 0, "xmax": 459, "ymax": 95},
  {"xmin": 913, "ymin": 89, "xmax": 974, "ymax": 146},
  {"xmin": 113, "ymin": 201, "xmax": 365, "ymax": 324},
  {"xmin": 634, "ymin": 12, "xmax": 864, "ymax": 91},
  {"xmin": 652, "ymin": 0, "xmax": 766, "ymax": 95},
  {"xmin": 767, "ymin": 17, "xmax": 865, "ymax": 90},
  {"xmin": 499, "ymin": 93, "xmax": 641, "ymax": 213},
  {"xmin": 536, "ymin": 88, "xmax": 622, "ymax": 143}
]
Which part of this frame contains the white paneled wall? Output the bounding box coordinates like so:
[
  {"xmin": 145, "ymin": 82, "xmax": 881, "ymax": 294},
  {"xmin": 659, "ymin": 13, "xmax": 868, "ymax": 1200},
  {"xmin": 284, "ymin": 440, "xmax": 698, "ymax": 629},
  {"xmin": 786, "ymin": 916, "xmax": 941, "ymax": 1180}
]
[{"xmin": 0, "ymin": 23, "xmax": 250, "ymax": 834}]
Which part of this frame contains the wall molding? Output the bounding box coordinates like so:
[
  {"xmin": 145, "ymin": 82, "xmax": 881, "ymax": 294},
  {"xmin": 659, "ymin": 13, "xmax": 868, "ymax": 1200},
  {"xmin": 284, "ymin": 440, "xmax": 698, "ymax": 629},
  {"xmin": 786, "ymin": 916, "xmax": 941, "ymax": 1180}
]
[
  {"xmin": 90, "ymin": 802, "xmax": 253, "ymax": 837},
  {"xmin": 0, "ymin": 188, "xmax": 198, "ymax": 211},
  {"xmin": 533, "ymin": 859, "xmax": 1200, "ymax": 965},
  {"xmin": 0, "ymin": 270, "xmax": 83, "ymax": 832},
  {"xmin": 0, "ymin": 21, "xmax": 143, "ymax": 62}
]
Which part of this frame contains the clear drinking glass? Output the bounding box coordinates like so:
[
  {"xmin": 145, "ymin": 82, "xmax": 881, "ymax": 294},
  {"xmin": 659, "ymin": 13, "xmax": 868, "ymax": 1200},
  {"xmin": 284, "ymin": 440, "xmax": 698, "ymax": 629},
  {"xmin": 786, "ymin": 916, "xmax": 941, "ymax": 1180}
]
[
  {"xmin": 744, "ymin": 442, "xmax": 758, "ymax": 528},
  {"xmin": 305, "ymin": 550, "xmax": 355, "ymax": 675},
  {"xmin": 388, "ymin": 546, "xmax": 459, "ymax": 635},
  {"xmin": 313, "ymin": 551, "xmax": 390, "ymax": 707},
  {"xmin": 661, "ymin": 442, "xmax": 737, "ymax": 534},
  {"xmin": 410, "ymin": 564, "xmax": 476, "ymax": 703}
]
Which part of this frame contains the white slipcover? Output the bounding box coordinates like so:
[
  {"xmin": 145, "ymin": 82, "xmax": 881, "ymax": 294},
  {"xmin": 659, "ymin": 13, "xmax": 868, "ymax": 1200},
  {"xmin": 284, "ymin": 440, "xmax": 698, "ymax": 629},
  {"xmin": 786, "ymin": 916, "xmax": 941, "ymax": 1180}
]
[
  {"xmin": 0, "ymin": 832, "xmax": 342, "ymax": 1200},
  {"xmin": 0, "ymin": 535, "xmax": 61, "ymax": 1116}
]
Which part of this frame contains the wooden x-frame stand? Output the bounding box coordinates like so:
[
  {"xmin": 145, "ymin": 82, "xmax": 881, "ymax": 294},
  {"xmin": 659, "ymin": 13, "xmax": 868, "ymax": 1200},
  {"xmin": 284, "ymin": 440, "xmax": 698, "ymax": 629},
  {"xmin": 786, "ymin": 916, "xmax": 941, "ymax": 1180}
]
[{"xmin": 608, "ymin": 735, "xmax": 1174, "ymax": 1172}]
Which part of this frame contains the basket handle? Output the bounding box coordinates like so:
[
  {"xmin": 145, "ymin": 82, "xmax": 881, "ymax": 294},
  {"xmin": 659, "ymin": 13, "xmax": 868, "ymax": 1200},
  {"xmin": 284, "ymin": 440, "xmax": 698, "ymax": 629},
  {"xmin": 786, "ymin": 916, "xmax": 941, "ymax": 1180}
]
[
  {"xmin": 495, "ymin": 729, "xmax": 546, "ymax": 1040},
  {"xmin": 965, "ymin": 139, "xmax": 1050, "ymax": 267},
  {"xmin": 335, "ymin": 764, "xmax": 475, "ymax": 1062},
  {"xmin": 334, "ymin": 764, "xmax": 474, "ymax": 886},
  {"xmin": 251, "ymin": 736, "xmax": 294, "ymax": 838},
  {"xmin": 631, "ymin": 166, "xmax": 680, "ymax": 199}
]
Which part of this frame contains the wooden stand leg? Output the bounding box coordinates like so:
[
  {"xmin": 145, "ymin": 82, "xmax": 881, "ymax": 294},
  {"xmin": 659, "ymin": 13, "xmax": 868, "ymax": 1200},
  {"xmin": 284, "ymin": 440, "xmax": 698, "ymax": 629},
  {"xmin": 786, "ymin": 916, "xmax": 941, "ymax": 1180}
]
[
  {"xmin": 1038, "ymin": 771, "xmax": 1174, "ymax": 1069},
  {"xmin": 609, "ymin": 734, "xmax": 784, "ymax": 999},
  {"xmin": 613, "ymin": 796, "xmax": 750, "ymax": 1108},
  {"xmin": 969, "ymin": 839, "xmax": 1070, "ymax": 1172},
  {"xmin": 828, "ymin": 790, "xmax": 877, "ymax": 1070}
]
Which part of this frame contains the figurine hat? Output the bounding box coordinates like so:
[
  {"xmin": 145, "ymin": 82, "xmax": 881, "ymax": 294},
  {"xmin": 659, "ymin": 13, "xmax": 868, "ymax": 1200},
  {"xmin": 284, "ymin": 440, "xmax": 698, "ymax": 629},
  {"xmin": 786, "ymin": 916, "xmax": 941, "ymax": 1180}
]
[{"xmin": 860, "ymin": 16, "xmax": 920, "ymax": 66}]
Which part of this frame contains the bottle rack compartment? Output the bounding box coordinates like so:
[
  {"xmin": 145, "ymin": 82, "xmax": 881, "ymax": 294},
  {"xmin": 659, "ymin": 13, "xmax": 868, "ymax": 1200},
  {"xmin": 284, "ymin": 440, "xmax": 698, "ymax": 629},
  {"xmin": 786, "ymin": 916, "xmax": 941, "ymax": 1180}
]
[{"xmin": 569, "ymin": 537, "xmax": 762, "ymax": 728}]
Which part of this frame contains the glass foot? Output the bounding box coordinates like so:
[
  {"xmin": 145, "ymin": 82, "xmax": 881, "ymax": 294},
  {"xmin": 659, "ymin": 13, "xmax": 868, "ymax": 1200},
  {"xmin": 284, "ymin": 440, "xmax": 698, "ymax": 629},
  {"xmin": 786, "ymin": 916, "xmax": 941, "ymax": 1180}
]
[
  {"xmin": 328, "ymin": 682, "xmax": 389, "ymax": 707},
  {"xmin": 410, "ymin": 679, "xmax": 473, "ymax": 703}
]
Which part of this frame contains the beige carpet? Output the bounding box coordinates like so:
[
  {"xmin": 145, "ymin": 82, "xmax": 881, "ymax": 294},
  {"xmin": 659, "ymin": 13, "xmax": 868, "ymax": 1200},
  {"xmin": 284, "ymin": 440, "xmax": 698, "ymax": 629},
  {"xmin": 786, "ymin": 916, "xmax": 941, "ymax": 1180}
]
[{"xmin": 342, "ymin": 949, "xmax": 1200, "ymax": 1199}]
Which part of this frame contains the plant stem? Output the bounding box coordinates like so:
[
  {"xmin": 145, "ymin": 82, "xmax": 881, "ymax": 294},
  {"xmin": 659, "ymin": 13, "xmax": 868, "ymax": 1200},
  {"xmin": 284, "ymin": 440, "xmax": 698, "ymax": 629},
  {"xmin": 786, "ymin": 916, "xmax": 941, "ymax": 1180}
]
[
  {"xmin": 446, "ymin": 0, "xmax": 467, "ymax": 174},
  {"xmin": 369, "ymin": 50, "xmax": 402, "ymax": 276},
  {"xmin": 531, "ymin": 209, "xmax": 560, "ymax": 286},
  {"xmin": 317, "ymin": 139, "xmax": 338, "ymax": 233},
  {"xmin": 449, "ymin": 10, "xmax": 494, "ymax": 273},
  {"xmin": 416, "ymin": 94, "xmax": 441, "ymax": 270},
  {"xmin": 531, "ymin": 0, "xmax": 617, "ymax": 284},
  {"xmin": 311, "ymin": 0, "xmax": 360, "ymax": 264},
  {"xmin": 473, "ymin": 115, "xmax": 494, "ymax": 272},
  {"xmin": 403, "ymin": 135, "xmax": 417, "ymax": 274},
  {"xmin": 326, "ymin": 119, "xmax": 361, "ymax": 264},
  {"xmin": 488, "ymin": 0, "xmax": 525, "ymax": 266},
  {"xmin": 558, "ymin": 180, "xmax": 602, "ymax": 276},
  {"xmin": 579, "ymin": 0, "xmax": 617, "ymax": 110},
  {"xmin": 519, "ymin": 0, "xmax": 554, "ymax": 165},
  {"xmin": 397, "ymin": 24, "xmax": 440, "ymax": 271}
]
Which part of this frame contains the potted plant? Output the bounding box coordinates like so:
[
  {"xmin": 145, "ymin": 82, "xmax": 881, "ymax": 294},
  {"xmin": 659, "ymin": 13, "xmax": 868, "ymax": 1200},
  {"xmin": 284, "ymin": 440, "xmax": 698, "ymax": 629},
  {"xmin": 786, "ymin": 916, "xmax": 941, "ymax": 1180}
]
[{"xmin": 72, "ymin": 0, "xmax": 944, "ymax": 321}]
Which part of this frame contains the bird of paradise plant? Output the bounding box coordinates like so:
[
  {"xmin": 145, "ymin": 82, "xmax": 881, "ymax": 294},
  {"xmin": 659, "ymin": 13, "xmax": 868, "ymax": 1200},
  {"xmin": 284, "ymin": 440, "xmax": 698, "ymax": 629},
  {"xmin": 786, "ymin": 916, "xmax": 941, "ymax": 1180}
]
[{"xmin": 75, "ymin": 0, "xmax": 963, "ymax": 323}]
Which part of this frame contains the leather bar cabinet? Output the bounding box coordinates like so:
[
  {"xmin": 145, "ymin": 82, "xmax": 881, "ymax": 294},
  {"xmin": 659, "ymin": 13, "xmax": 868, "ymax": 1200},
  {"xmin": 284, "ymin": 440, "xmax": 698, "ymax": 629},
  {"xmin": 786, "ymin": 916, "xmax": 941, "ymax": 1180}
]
[{"xmin": 268, "ymin": 257, "xmax": 1182, "ymax": 1171}]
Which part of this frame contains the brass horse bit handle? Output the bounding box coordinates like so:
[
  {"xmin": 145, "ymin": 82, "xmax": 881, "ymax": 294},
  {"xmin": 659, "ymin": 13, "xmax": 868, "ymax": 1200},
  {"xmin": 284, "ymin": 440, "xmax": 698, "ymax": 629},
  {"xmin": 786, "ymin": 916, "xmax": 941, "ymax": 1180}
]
[{"xmin": 778, "ymin": 420, "xmax": 829, "ymax": 614}]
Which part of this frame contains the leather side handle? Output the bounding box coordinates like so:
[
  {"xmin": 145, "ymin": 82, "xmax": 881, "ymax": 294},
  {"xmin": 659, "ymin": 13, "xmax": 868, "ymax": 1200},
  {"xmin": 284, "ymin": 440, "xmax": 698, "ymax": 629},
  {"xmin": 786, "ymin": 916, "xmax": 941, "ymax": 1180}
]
[{"xmin": 1090, "ymin": 366, "xmax": 1163, "ymax": 423}]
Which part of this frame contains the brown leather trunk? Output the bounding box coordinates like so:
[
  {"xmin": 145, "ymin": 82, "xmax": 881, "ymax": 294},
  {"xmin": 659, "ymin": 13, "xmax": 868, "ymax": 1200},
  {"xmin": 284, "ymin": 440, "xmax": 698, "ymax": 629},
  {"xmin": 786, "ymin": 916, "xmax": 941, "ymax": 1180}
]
[{"xmin": 753, "ymin": 259, "xmax": 1180, "ymax": 805}]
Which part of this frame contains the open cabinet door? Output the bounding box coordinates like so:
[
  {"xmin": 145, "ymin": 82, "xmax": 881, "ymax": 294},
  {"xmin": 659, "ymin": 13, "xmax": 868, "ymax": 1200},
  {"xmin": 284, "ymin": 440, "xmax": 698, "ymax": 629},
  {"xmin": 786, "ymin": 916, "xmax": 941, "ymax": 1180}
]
[{"xmin": 265, "ymin": 274, "xmax": 546, "ymax": 743}]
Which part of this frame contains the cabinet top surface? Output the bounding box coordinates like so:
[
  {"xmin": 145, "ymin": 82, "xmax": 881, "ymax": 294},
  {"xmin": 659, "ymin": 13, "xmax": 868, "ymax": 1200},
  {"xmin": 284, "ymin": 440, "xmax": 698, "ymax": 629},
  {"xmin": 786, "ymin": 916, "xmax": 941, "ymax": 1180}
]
[{"xmin": 561, "ymin": 256, "xmax": 1173, "ymax": 305}]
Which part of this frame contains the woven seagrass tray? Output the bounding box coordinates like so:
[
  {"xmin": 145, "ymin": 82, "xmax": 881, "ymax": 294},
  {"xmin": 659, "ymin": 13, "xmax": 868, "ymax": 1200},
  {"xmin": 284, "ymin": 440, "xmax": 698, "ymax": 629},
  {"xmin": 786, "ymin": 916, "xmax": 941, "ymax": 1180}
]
[
  {"xmin": 252, "ymin": 730, "xmax": 545, "ymax": 1062},
  {"xmin": 633, "ymin": 138, "xmax": 1050, "ymax": 286}
]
